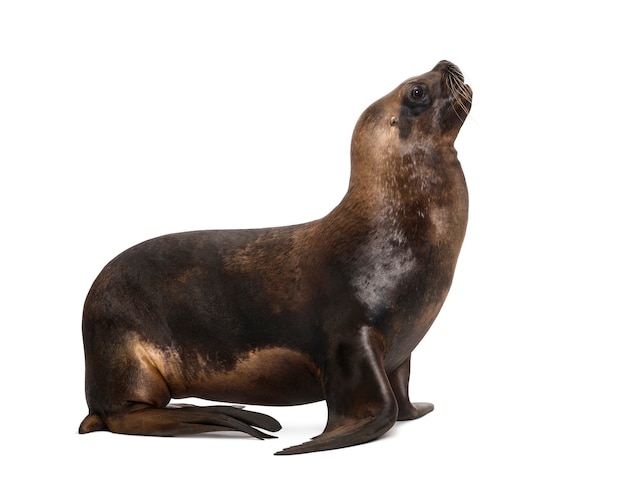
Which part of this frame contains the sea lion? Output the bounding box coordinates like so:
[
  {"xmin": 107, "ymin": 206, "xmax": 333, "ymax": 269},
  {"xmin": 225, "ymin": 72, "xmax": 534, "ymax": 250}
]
[{"xmin": 79, "ymin": 60, "xmax": 472, "ymax": 455}]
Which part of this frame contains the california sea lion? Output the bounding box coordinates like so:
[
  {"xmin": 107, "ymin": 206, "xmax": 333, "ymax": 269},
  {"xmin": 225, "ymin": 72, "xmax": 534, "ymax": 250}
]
[{"xmin": 79, "ymin": 60, "xmax": 472, "ymax": 455}]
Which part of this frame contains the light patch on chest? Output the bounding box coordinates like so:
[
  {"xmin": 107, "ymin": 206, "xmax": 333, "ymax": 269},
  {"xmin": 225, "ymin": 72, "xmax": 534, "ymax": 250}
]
[
  {"xmin": 428, "ymin": 204, "xmax": 452, "ymax": 238},
  {"xmin": 350, "ymin": 227, "xmax": 417, "ymax": 316}
]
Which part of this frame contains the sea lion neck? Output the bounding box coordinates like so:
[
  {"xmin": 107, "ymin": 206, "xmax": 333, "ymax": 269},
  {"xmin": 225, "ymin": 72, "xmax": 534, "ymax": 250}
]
[{"xmin": 335, "ymin": 119, "xmax": 462, "ymax": 220}]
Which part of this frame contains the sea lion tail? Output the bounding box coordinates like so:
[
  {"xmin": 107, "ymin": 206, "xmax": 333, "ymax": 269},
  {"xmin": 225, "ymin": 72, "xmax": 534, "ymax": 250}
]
[{"xmin": 79, "ymin": 413, "xmax": 107, "ymax": 433}]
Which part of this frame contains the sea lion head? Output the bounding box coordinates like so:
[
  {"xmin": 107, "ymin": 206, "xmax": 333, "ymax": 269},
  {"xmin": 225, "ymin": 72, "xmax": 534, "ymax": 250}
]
[
  {"xmin": 348, "ymin": 60, "xmax": 472, "ymax": 196},
  {"xmin": 352, "ymin": 60, "xmax": 472, "ymax": 157},
  {"xmin": 393, "ymin": 60, "xmax": 472, "ymax": 142}
]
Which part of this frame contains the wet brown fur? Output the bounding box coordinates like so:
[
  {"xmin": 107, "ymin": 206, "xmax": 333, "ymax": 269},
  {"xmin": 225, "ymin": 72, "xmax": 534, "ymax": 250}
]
[{"xmin": 79, "ymin": 60, "xmax": 472, "ymax": 454}]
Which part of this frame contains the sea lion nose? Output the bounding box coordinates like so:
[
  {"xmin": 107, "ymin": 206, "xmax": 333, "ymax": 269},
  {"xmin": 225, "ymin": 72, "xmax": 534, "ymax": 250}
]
[
  {"xmin": 435, "ymin": 60, "xmax": 464, "ymax": 82},
  {"xmin": 435, "ymin": 60, "xmax": 454, "ymax": 69}
]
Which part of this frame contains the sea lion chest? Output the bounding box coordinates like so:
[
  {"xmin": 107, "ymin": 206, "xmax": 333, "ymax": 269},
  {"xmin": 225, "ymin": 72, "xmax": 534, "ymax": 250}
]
[{"xmin": 343, "ymin": 150, "xmax": 468, "ymax": 364}]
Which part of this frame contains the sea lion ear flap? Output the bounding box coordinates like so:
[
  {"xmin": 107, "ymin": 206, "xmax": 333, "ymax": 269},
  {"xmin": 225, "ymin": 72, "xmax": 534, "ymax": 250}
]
[{"xmin": 390, "ymin": 116, "xmax": 398, "ymax": 126}]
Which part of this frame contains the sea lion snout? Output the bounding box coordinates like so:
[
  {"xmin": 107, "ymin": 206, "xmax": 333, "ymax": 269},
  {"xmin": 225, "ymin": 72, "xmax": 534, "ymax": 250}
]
[
  {"xmin": 435, "ymin": 60, "xmax": 472, "ymax": 124},
  {"xmin": 434, "ymin": 60, "xmax": 464, "ymax": 80}
]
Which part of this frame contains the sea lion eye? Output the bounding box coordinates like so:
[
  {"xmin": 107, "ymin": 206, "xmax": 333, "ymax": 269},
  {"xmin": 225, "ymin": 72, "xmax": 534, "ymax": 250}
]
[
  {"xmin": 401, "ymin": 83, "xmax": 430, "ymax": 119},
  {"xmin": 410, "ymin": 85, "xmax": 425, "ymax": 100}
]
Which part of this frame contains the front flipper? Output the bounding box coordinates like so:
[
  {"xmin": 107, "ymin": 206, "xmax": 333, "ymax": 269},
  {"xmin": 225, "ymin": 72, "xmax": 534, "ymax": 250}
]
[
  {"xmin": 388, "ymin": 355, "xmax": 434, "ymax": 420},
  {"xmin": 276, "ymin": 326, "xmax": 398, "ymax": 455}
]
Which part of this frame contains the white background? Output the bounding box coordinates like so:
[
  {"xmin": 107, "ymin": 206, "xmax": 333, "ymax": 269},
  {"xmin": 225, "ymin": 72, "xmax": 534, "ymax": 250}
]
[{"xmin": 2, "ymin": 1, "xmax": 624, "ymax": 481}]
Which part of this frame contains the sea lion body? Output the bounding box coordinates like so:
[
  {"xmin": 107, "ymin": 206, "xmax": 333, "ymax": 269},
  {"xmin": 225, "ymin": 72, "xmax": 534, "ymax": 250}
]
[{"xmin": 79, "ymin": 60, "xmax": 472, "ymax": 454}]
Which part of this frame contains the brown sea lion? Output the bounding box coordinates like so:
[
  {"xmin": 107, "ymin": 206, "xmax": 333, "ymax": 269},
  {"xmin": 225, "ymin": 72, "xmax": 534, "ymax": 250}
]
[{"xmin": 79, "ymin": 60, "xmax": 472, "ymax": 455}]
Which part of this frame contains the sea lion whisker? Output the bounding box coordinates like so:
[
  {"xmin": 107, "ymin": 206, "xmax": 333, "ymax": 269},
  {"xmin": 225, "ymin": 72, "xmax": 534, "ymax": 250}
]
[
  {"xmin": 449, "ymin": 74, "xmax": 469, "ymax": 99},
  {"xmin": 446, "ymin": 74, "xmax": 471, "ymax": 118},
  {"xmin": 448, "ymin": 87, "xmax": 468, "ymax": 119},
  {"xmin": 450, "ymin": 101, "xmax": 466, "ymax": 123},
  {"xmin": 456, "ymin": 84, "xmax": 473, "ymax": 105}
]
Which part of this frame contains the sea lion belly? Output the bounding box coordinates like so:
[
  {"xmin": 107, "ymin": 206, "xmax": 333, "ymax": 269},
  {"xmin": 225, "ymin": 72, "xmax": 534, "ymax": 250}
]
[{"xmin": 176, "ymin": 347, "xmax": 324, "ymax": 406}]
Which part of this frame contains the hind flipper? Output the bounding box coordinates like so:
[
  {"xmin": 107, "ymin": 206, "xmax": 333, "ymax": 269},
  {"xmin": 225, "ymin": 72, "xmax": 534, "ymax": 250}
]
[
  {"xmin": 93, "ymin": 405, "xmax": 281, "ymax": 439},
  {"xmin": 167, "ymin": 404, "xmax": 282, "ymax": 434}
]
